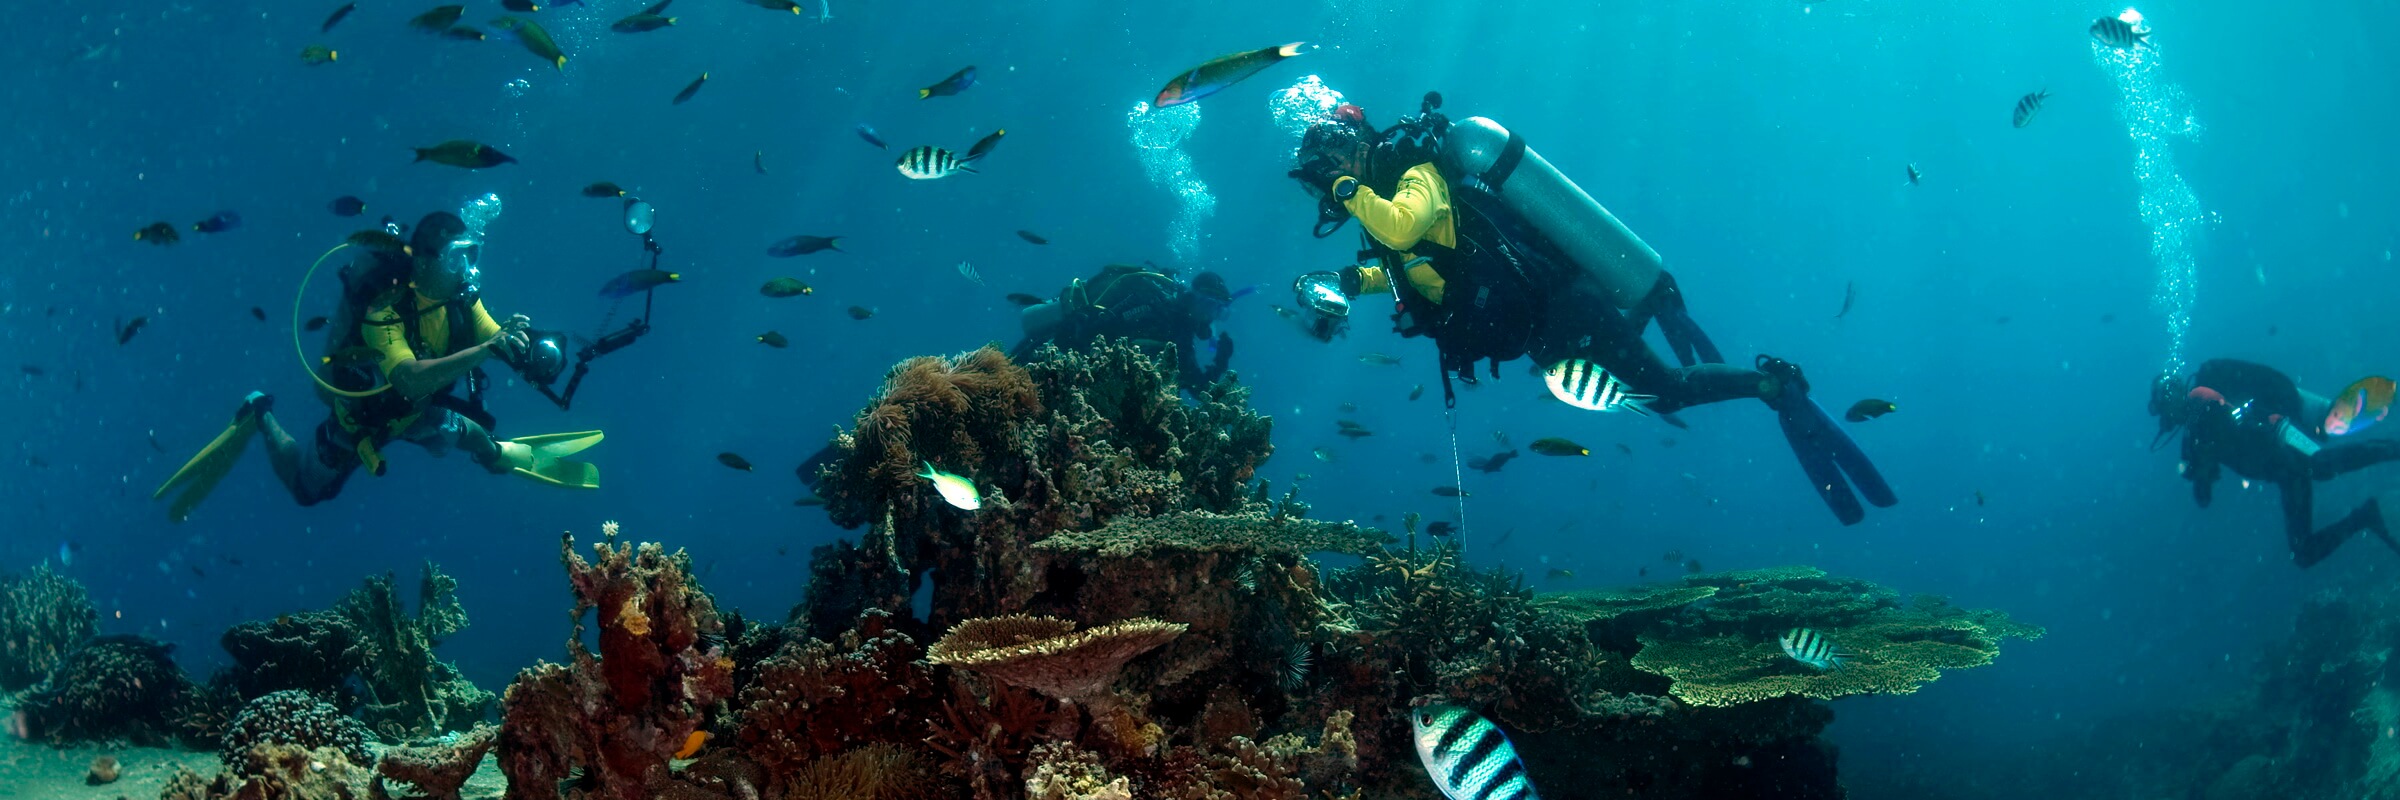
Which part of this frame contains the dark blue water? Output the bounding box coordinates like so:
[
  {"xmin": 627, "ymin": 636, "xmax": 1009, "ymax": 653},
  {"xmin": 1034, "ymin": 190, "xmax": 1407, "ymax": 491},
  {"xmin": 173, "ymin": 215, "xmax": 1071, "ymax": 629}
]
[{"xmin": 5, "ymin": 1, "xmax": 2396, "ymax": 796}]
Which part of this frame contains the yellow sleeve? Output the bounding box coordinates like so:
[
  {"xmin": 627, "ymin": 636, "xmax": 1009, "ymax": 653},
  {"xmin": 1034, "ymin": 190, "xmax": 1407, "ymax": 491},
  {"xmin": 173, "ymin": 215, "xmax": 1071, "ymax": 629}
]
[
  {"xmin": 363, "ymin": 303, "xmax": 417, "ymax": 378},
  {"xmin": 467, "ymin": 299, "xmax": 502, "ymax": 341},
  {"xmin": 1341, "ymin": 164, "xmax": 1450, "ymax": 251}
]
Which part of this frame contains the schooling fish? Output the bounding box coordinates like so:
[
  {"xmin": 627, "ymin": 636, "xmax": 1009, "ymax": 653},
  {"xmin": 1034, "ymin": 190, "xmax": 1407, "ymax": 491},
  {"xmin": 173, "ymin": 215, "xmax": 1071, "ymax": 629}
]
[
  {"xmin": 754, "ymin": 151, "xmax": 766, "ymax": 174},
  {"xmin": 1780, "ymin": 627, "xmax": 1851, "ymax": 671},
  {"xmin": 1835, "ymin": 280, "xmax": 1856, "ymax": 318},
  {"xmin": 410, "ymin": 5, "xmax": 465, "ymax": 32},
  {"xmin": 1359, "ymin": 353, "xmax": 1401, "ymax": 366},
  {"xmin": 501, "ymin": 0, "xmax": 540, "ymax": 11},
  {"xmin": 443, "ymin": 26, "xmax": 486, "ymax": 41},
  {"xmin": 116, "ymin": 316, "xmax": 148, "ymax": 345},
  {"xmin": 328, "ymin": 195, "xmax": 366, "ymax": 216},
  {"xmin": 1844, "ymin": 399, "xmax": 1897, "ymax": 423},
  {"xmin": 2011, "ymin": 90, "xmax": 2050, "ymax": 128},
  {"xmin": 300, "ymin": 44, "xmax": 338, "ymax": 65},
  {"xmin": 760, "ymin": 277, "xmax": 813, "ymax": 297},
  {"xmin": 135, "ymin": 222, "xmax": 179, "ymax": 245},
  {"xmin": 896, "ymin": 145, "xmax": 975, "ymax": 180},
  {"xmin": 1904, "ymin": 164, "xmax": 1921, "ymax": 187},
  {"xmin": 492, "ymin": 16, "xmax": 567, "ymax": 70},
  {"xmin": 1006, "ymin": 293, "xmax": 1045, "ymax": 306},
  {"xmin": 917, "ymin": 66, "xmax": 976, "ymax": 99},
  {"xmin": 249, "ymin": 307, "xmax": 267, "ymax": 321},
  {"xmin": 303, "ymin": 316, "xmax": 329, "ymax": 332},
  {"xmin": 1528, "ymin": 438, "xmax": 1588, "ymax": 457},
  {"xmin": 2326, "ymin": 376, "xmax": 2396, "ymax": 437},
  {"xmin": 1431, "ymin": 486, "xmax": 1468, "ymax": 498},
  {"xmin": 855, "ymin": 123, "xmax": 888, "ymax": 150},
  {"xmin": 767, "ymin": 235, "xmax": 841, "ymax": 257},
  {"xmin": 322, "ymin": 2, "xmax": 357, "ymax": 32},
  {"xmin": 2089, "ymin": 15, "xmax": 2150, "ymax": 50},
  {"xmin": 739, "ymin": 0, "xmax": 802, "ymax": 13},
  {"xmin": 598, "ymin": 268, "xmax": 680, "ymax": 298},
  {"xmin": 1545, "ymin": 359, "xmax": 1655, "ymax": 414},
  {"xmin": 413, "ymin": 139, "xmax": 516, "ymax": 168},
  {"xmin": 1409, "ymin": 384, "xmax": 1425, "ymax": 401},
  {"xmin": 956, "ymin": 261, "xmax": 985, "ymax": 287},
  {"xmin": 846, "ymin": 306, "xmax": 875, "ymax": 320},
  {"xmin": 1015, "ymin": 230, "xmax": 1047, "ymax": 245},
  {"xmin": 1410, "ymin": 703, "xmax": 1538, "ymax": 800},
  {"xmin": 1426, "ymin": 521, "xmax": 1457, "ymax": 537},
  {"xmin": 965, "ymin": 129, "xmax": 1005, "ymax": 161},
  {"xmin": 1467, "ymin": 450, "xmax": 1518, "ymax": 474},
  {"xmin": 717, "ymin": 452, "xmax": 754, "ymax": 471},
  {"xmin": 672, "ymin": 72, "xmax": 708, "ymax": 105},
  {"xmin": 582, "ymin": 181, "xmax": 625, "ymax": 198},
  {"xmin": 1153, "ymin": 42, "xmax": 1308, "ymax": 108},
  {"xmin": 917, "ymin": 462, "xmax": 981, "ymax": 510},
  {"xmin": 755, "ymin": 331, "xmax": 788, "ymax": 348},
  {"xmin": 192, "ymin": 211, "xmax": 242, "ymax": 233},
  {"xmin": 612, "ymin": 13, "xmax": 675, "ymax": 32}
]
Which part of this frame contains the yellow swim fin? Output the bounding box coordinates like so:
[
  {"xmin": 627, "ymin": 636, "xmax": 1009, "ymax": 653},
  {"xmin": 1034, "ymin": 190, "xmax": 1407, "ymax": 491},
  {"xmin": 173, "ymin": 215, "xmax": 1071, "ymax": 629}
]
[
  {"xmin": 496, "ymin": 430, "xmax": 604, "ymax": 489},
  {"xmin": 154, "ymin": 395, "xmax": 267, "ymax": 523}
]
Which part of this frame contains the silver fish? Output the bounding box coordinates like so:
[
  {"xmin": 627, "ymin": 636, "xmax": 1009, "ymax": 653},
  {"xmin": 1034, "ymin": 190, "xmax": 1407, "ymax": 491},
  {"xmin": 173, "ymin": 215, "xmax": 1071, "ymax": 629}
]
[
  {"xmin": 2089, "ymin": 15, "xmax": 2149, "ymax": 50},
  {"xmin": 2012, "ymin": 90, "xmax": 2051, "ymax": 129},
  {"xmin": 1411, "ymin": 703, "xmax": 1538, "ymax": 800},
  {"xmin": 957, "ymin": 261, "xmax": 985, "ymax": 286},
  {"xmin": 1543, "ymin": 359, "xmax": 1654, "ymax": 414},
  {"xmin": 896, "ymin": 145, "xmax": 975, "ymax": 180},
  {"xmin": 1779, "ymin": 627, "xmax": 1849, "ymax": 671}
]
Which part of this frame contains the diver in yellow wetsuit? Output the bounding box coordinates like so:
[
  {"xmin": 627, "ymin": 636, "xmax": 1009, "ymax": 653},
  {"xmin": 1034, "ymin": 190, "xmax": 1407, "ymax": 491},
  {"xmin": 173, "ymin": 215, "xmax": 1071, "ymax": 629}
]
[
  {"xmin": 154, "ymin": 211, "xmax": 601, "ymax": 522},
  {"xmin": 1286, "ymin": 97, "xmax": 1894, "ymax": 526}
]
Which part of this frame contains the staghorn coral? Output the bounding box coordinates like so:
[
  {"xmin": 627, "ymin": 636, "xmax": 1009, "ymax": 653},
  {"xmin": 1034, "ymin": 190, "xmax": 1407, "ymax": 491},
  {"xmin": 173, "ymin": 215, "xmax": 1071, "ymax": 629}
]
[
  {"xmin": 15, "ymin": 634, "xmax": 196, "ymax": 745},
  {"xmin": 220, "ymin": 690, "xmax": 374, "ymax": 768},
  {"xmin": 496, "ymin": 527, "xmax": 733, "ymax": 800},
  {"xmin": 375, "ymin": 723, "xmax": 498, "ymax": 800},
  {"xmin": 1624, "ymin": 571, "xmax": 2042, "ymax": 708},
  {"xmin": 0, "ymin": 563, "xmax": 97, "ymax": 692},
  {"xmin": 731, "ymin": 609, "xmax": 938, "ymax": 784}
]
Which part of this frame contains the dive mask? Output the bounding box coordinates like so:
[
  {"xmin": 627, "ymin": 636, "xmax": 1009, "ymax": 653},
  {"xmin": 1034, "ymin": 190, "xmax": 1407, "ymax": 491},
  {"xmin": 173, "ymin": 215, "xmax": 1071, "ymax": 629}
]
[{"xmin": 431, "ymin": 236, "xmax": 483, "ymax": 299}]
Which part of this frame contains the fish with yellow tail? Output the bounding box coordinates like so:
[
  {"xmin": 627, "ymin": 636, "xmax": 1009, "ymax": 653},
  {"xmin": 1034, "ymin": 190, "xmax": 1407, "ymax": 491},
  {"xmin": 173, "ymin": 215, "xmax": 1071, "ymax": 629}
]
[
  {"xmin": 918, "ymin": 462, "xmax": 981, "ymax": 510},
  {"xmin": 1411, "ymin": 703, "xmax": 1539, "ymax": 800}
]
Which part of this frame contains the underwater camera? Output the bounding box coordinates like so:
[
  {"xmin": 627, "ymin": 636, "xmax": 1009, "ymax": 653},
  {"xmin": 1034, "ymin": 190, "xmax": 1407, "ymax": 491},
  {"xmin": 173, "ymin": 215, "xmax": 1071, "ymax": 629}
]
[
  {"xmin": 524, "ymin": 195, "xmax": 669, "ymax": 410},
  {"xmin": 1293, "ymin": 270, "xmax": 1352, "ymax": 343}
]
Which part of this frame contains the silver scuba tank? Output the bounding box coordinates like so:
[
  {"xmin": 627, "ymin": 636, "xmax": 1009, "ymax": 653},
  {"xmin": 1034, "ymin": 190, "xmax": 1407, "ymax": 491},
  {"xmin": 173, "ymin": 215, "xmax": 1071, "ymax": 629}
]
[{"xmin": 1439, "ymin": 116, "xmax": 1664, "ymax": 313}]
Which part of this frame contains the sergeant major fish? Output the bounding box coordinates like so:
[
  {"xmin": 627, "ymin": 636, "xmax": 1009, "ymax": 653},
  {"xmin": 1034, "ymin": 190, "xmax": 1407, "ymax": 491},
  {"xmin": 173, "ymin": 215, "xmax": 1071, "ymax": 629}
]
[
  {"xmin": 2011, "ymin": 90, "xmax": 2051, "ymax": 129},
  {"xmin": 2089, "ymin": 14, "xmax": 2150, "ymax": 50},
  {"xmin": 1410, "ymin": 703, "xmax": 1539, "ymax": 800},
  {"xmin": 1544, "ymin": 359, "xmax": 1654, "ymax": 414},
  {"xmin": 896, "ymin": 145, "xmax": 975, "ymax": 180},
  {"xmin": 1779, "ymin": 627, "xmax": 1851, "ymax": 671}
]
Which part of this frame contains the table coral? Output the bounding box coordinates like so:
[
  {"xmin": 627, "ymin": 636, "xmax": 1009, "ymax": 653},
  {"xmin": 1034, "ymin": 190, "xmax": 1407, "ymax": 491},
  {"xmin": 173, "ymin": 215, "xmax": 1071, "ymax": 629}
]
[
  {"xmin": 496, "ymin": 527, "xmax": 733, "ymax": 800},
  {"xmin": 0, "ymin": 563, "xmax": 97, "ymax": 692}
]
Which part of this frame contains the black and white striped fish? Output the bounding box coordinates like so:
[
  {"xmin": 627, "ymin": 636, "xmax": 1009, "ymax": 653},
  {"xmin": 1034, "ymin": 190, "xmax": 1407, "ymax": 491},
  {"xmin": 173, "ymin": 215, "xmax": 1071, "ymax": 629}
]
[
  {"xmin": 1779, "ymin": 627, "xmax": 1850, "ymax": 671},
  {"xmin": 1411, "ymin": 703, "xmax": 1539, "ymax": 800},
  {"xmin": 2011, "ymin": 90, "xmax": 2051, "ymax": 129},
  {"xmin": 2088, "ymin": 15, "xmax": 2149, "ymax": 50},
  {"xmin": 1544, "ymin": 359, "xmax": 1654, "ymax": 414},
  {"xmin": 895, "ymin": 145, "xmax": 977, "ymax": 180}
]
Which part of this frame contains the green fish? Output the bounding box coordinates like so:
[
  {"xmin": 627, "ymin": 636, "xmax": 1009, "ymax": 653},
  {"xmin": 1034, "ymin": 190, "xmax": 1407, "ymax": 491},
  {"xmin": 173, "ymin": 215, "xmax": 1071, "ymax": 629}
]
[
  {"xmin": 612, "ymin": 13, "xmax": 676, "ymax": 32},
  {"xmin": 582, "ymin": 181, "xmax": 625, "ymax": 198},
  {"xmin": 760, "ymin": 277, "xmax": 813, "ymax": 298},
  {"xmin": 739, "ymin": 0, "xmax": 801, "ymax": 12},
  {"xmin": 443, "ymin": 26, "xmax": 486, "ymax": 41},
  {"xmin": 1528, "ymin": 438, "xmax": 1589, "ymax": 457},
  {"xmin": 1153, "ymin": 42, "xmax": 1307, "ymax": 108},
  {"xmin": 492, "ymin": 16, "xmax": 566, "ymax": 70},
  {"xmin": 756, "ymin": 331, "xmax": 788, "ymax": 348},
  {"xmin": 409, "ymin": 5, "xmax": 465, "ymax": 32},
  {"xmin": 917, "ymin": 462, "xmax": 981, "ymax": 510},
  {"xmin": 412, "ymin": 139, "xmax": 516, "ymax": 169},
  {"xmin": 717, "ymin": 452, "xmax": 753, "ymax": 471},
  {"xmin": 300, "ymin": 45, "xmax": 338, "ymax": 65},
  {"xmin": 846, "ymin": 306, "xmax": 875, "ymax": 320}
]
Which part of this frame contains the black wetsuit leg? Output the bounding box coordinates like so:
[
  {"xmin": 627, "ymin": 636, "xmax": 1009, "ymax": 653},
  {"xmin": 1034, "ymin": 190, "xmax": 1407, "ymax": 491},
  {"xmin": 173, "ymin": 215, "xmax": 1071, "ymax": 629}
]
[
  {"xmin": 2283, "ymin": 478, "xmax": 2347, "ymax": 568},
  {"xmin": 2312, "ymin": 439, "xmax": 2400, "ymax": 480}
]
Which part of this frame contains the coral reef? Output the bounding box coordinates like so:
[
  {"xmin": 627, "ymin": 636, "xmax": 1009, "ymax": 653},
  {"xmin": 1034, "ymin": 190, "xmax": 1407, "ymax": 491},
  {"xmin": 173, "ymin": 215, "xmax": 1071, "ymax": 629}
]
[
  {"xmin": 732, "ymin": 608, "xmax": 939, "ymax": 783},
  {"xmin": 1023, "ymin": 743, "xmax": 1131, "ymax": 800},
  {"xmin": 220, "ymin": 689, "xmax": 375, "ymax": 768},
  {"xmin": 496, "ymin": 526, "xmax": 733, "ymax": 800},
  {"xmin": 375, "ymin": 724, "xmax": 499, "ymax": 800},
  {"xmin": 160, "ymin": 744, "xmax": 379, "ymax": 800},
  {"xmin": 779, "ymin": 743, "xmax": 938, "ymax": 800},
  {"xmin": 0, "ymin": 562, "xmax": 97, "ymax": 691},
  {"xmin": 1623, "ymin": 568, "xmax": 2044, "ymax": 708},
  {"xmin": 214, "ymin": 562, "xmax": 490, "ymax": 739},
  {"xmin": 14, "ymin": 634, "xmax": 199, "ymax": 745}
]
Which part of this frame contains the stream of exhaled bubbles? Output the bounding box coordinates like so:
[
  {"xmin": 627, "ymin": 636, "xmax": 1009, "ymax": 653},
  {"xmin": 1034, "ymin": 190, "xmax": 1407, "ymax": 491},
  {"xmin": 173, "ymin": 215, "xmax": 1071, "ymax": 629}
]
[{"xmin": 2093, "ymin": 8, "xmax": 2210, "ymax": 376}]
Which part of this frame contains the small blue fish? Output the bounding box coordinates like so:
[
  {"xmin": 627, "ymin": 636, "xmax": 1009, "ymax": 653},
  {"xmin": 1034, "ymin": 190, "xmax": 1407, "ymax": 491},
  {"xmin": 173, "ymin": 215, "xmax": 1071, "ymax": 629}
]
[
  {"xmin": 917, "ymin": 66, "xmax": 975, "ymax": 99},
  {"xmin": 855, "ymin": 123, "xmax": 887, "ymax": 150},
  {"xmin": 192, "ymin": 211, "xmax": 242, "ymax": 233}
]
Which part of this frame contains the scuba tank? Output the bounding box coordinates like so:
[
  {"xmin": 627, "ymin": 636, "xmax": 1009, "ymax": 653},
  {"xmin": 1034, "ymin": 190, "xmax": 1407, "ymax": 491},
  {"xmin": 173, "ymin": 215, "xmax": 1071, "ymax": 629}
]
[{"xmin": 1439, "ymin": 116, "xmax": 1665, "ymax": 314}]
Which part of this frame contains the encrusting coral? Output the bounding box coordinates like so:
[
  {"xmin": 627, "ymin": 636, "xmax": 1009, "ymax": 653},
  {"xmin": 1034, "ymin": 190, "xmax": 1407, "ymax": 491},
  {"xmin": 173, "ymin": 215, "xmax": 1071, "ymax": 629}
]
[
  {"xmin": 0, "ymin": 563, "xmax": 97, "ymax": 692},
  {"xmin": 496, "ymin": 525, "xmax": 733, "ymax": 800}
]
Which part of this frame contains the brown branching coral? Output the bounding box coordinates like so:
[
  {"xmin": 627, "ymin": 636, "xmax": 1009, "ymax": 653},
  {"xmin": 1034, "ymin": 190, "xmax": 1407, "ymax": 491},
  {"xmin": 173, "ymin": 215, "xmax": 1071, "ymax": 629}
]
[
  {"xmin": 496, "ymin": 526, "xmax": 733, "ymax": 800},
  {"xmin": 732, "ymin": 609, "xmax": 937, "ymax": 783},
  {"xmin": 375, "ymin": 723, "xmax": 497, "ymax": 800},
  {"xmin": 0, "ymin": 563, "xmax": 97, "ymax": 692}
]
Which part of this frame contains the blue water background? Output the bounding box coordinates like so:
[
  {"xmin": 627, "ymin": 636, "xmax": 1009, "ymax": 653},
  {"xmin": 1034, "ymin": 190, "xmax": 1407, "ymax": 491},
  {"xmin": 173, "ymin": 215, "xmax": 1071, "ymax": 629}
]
[{"xmin": 4, "ymin": 1, "xmax": 2398, "ymax": 795}]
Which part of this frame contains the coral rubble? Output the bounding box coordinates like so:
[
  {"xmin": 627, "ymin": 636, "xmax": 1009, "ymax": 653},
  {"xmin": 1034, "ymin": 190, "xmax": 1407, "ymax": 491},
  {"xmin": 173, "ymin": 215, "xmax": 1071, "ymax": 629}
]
[{"xmin": 0, "ymin": 563, "xmax": 98, "ymax": 691}]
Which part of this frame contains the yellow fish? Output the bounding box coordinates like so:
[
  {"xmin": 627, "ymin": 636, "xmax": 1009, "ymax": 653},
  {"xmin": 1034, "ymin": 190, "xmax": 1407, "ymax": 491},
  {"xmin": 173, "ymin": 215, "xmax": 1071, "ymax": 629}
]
[{"xmin": 917, "ymin": 462, "xmax": 981, "ymax": 510}]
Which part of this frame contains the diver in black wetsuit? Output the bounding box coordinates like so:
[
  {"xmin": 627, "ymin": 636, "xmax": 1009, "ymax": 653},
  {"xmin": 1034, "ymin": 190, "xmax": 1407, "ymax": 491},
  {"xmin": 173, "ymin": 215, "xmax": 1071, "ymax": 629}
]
[
  {"xmin": 2152, "ymin": 359, "xmax": 2400, "ymax": 567},
  {"xmin": 1012, "ymin": 264, "xmax": 1236, "ymax": 390},
  {"xmin": 1285, "ymin": 94, "xmax": 1895, "ymax": 525}
]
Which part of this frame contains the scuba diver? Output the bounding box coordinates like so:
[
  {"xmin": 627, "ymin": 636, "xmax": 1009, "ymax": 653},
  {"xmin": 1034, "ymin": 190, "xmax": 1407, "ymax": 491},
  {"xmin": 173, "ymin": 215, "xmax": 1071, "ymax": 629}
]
[
  {"xmin": 154, "ymin": 208, "xmax": 604, "ymax": 522},
  {"xmin": 1013, "ymin": 264, "xmax": 1237, "ymax": 389},
  {"xmin": 2150, "ymin": 359, "xmax": 2400, "ymax": 567},
  {"xmin": 1285, "ymin": 93, "xmax": 1896, "ymax": 525}
]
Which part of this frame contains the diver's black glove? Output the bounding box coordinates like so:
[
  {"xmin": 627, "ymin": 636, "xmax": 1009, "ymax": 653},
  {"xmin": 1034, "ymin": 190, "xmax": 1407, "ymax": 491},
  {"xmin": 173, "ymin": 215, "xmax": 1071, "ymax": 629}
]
[{"xmin": 1292, "ymin": 156, "xmax": 1347, "ymax": 195}]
